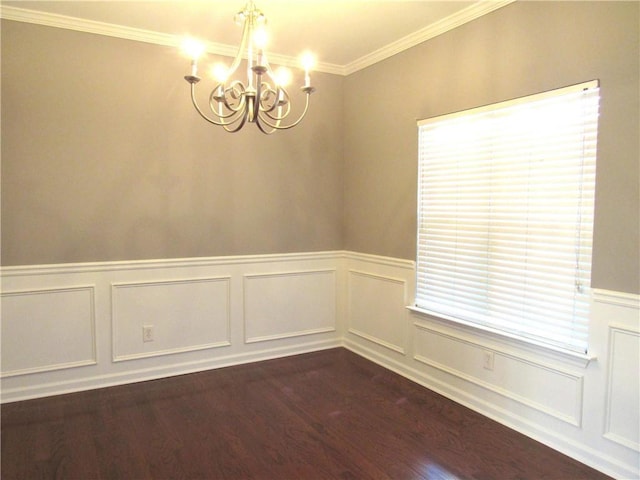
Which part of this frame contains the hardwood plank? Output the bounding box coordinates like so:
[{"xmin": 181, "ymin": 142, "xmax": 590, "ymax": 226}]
[{"xmin": 1, "ymin": 348, "xmax": 611, "ymax": 479}]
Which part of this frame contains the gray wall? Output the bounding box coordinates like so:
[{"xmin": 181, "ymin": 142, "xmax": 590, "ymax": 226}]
[
  {"xmin": 1, "ymin": 21, "xmax": 344, "ymax": 265},
  {"xmin": 343, "ymin": 1, "xmax": 639, "ymax": 294},
  {"xmin": 2, "ymin": 2, "xmax": 639, "ymax": 295}
]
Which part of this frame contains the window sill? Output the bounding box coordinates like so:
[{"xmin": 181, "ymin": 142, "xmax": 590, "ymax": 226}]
[{"xmin": 407, "ymin": 305, "xmax": 596, "ymax": 369}]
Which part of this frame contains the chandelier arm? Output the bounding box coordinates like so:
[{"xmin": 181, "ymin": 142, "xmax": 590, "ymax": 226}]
[
  {"xmin": 258, "ymin": 83, "xmax": 288, "ymax": 115},
  {"xmin": 189, "ymin": 83, "xmax": 232, "ymax": 127},
  {"xmin": 208, "ymin": 87, "xmax": 246, "ymax": 120},
  {"xmin": 256, "ymin": 92, "xmax": 311, "ymax": 130},
  {"xmin": 214, "ymin": 101, "xmax": 248, "ymax": 132},
  {"xmin": 218, "ymin": 109, "xmax": 248, "ymax": 131},
  {"xmin": 221, "ymin": 109, "xmax": 249, "ymax": 133},
  {"xmin": 254, "ymin": 84, "xmax": 282, "ymax": 132},
  {"xmin": 190, "ymin": 83, "xmax": 246, "ymax": 131},
  {"xmin": 261, "ymin": 97, "xmax": 292, "ymax": 121},
  {"xmin": 254, "ymin": 119, "xmax": 278, "ymax": 135},
  {"xmin": 219, "ymin": 81, "xmax": 249, "ymax": 114}
]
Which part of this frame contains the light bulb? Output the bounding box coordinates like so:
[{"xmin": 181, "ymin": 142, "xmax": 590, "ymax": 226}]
[
  {"xmin": 181, "ymin": 37, "xmax": 205, "ymax": 60},
  {"xmin": 274, "ymin": 67, "xmax": 292, "ymax": 87},
  {"xmin": 211, "ymin": 63, "xmax": 229, "ymax": 84},
  {"xmin": 253, "ymin": 26, "xmax": 268, "ymax": 49},
  {"xmin": 300, "ymin": 51, "xmax": 316, "ymax": 72},
  {"xmin": 300, "ymin": 51, "xmax": 315, "ymax": 88}
]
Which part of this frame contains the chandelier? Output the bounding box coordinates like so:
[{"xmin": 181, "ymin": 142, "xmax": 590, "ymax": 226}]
[{"xmin": 181, "ymin": 1, "xmax": 316, "ymax": 134}]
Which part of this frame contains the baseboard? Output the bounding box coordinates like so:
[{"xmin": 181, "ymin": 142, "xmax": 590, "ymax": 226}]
[{"xmin": 2, "ymin": 339, "xmax": 342, "ymax": 403}]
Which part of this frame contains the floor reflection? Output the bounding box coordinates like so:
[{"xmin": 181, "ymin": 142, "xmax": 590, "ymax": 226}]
[{"xmin": 418, "ymin": 462, "xmax": 462, "ymax": 480}]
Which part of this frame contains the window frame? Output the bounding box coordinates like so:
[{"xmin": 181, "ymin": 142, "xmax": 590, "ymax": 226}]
[{"xmin": 413, "ymin": 80, "xmax": 600, "ymax": 360}]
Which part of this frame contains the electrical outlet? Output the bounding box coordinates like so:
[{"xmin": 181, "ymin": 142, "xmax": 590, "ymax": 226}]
[
  {"xmin": 142, "ymin": 325, "xmax": 154, "ymax": 343},
  {"xmin": 482, "ymin": 350, "xmax": 494, "ymax": 371}
]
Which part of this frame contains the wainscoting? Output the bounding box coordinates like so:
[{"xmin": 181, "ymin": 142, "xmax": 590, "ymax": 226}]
[
  {"xmin": 1, "ymin": 251, "xmax": 638, "ymax": 478},
  {"xmin": 1, "ymin": 252, "xmax": 343, "ymax": 403}
]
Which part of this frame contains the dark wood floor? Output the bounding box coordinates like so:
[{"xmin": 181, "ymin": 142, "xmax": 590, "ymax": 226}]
[{"xmin": 2, "ymin": 348, "xmax": 611, "ymax": 479}]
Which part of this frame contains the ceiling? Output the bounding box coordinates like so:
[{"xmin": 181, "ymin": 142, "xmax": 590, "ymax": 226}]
[{"xmin": 0, "ymin": 0, "xmax": 512, "ymax": 74}]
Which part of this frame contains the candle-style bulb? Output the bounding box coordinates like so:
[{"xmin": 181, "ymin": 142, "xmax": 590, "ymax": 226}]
[
  {"xmin": 300, "ymin": 51, "xmax": 315, "ymax": 87},
  {"xmin": 181, "ymin": 37, "xmax": 205, "ymax": 61},
  {"xmin": 274, "ymin": 67, "xmax": 292, "ymax": 87},
  {"xmin": 181, "ymin": 37, "xmax": 206, "ymax": 77},
  {"xmin": 212, "ymin": 63, "xmax": 229, "ymax": 84}
]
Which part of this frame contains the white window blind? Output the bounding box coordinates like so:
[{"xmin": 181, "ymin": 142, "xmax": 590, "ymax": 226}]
[{"xmin": 416, "ymin": 81, "xmax": 600, "ymax": 353}]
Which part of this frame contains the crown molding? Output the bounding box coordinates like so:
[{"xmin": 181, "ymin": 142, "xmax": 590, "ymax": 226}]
[
  {"xmin": 0, "ymin": 5, "xmax": 345, "ymax": 75},
  {"xmin": 344, "ymin": 0, "xmax": 516, "ymax": 75},
  {"xmin": 0, "ymin": 5, "xmax": 179, "ymax": 48},
  {"xmin": 1, "ymin": 1, "xmax": 513, "ymax": 77}
]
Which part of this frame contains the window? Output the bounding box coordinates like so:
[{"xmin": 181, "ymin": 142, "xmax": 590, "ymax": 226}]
[{"xmin": 415, "ymin": 81, "xmax": 600, "ymax": 354}]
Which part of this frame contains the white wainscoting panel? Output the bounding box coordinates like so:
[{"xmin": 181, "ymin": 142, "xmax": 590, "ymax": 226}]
[
  {"xmin": 604, "ymin": 324, "xmax": 640, "ymax": 452},
  {"xmin": 112, "ymin": 277, "xmax": 231, "ymax": 361},
  {"xmin": 243, "ymin": 269, "xmax": 336, "ymax": 343},
  {"xmin": 413, "ymin": 322, "xmax": 584, "ymax": 426},
  {"xmin": 1, "ymin": 286, "xmax": 96, "ymax": 376},
  {"xmin": 347, "ymin": 270, "xmax": 408, "ymax": 354}
]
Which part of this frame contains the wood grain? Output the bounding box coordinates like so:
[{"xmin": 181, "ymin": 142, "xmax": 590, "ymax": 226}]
[{"xmin": 1, "ymin": 348, "xmax": 611, "ymax": 479}]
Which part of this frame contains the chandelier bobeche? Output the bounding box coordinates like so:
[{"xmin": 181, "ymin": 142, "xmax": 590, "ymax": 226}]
[{"xmin": 182, "ymin": 1, "xmax": 316, "ymax": 134}]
